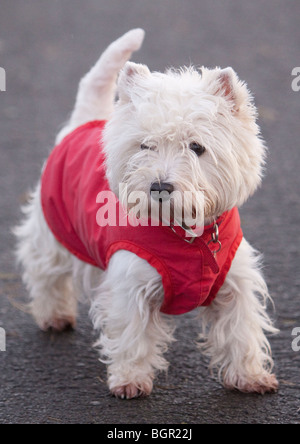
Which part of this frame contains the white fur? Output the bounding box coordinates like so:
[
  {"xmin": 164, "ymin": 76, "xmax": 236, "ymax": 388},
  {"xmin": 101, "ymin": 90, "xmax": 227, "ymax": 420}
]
[
  {"xmin": 15, "ymin": 29, "xmax": 278, "ymax": 399},
  {"xmin": 199, "ymin": 238, "xmax": 278, "ymax": 393}
]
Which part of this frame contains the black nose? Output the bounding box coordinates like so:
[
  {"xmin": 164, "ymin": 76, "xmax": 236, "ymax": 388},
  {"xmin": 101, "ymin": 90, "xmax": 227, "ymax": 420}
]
[{"xmin": 150, "ymin": 182, "xmax": 174, "ymax": 199}]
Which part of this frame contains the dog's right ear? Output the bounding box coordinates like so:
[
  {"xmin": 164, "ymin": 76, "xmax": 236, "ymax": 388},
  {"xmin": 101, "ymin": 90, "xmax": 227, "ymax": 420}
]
[
  {"xmin": 118, "ymin": 62, "xmax": 151, "ymax": 103},
  {"xmin": 201, "ymin": 66, "xmax": 254, "ymax": 116}
]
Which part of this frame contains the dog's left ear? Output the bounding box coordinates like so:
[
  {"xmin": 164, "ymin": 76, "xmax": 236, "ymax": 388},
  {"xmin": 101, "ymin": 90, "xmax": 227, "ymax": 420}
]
[
  {"xmin": 118, "ymin": 61, "xmax": 151, "ymax": 103},
  {"xmin": 202, "ymin": 67, "xmax": 251, "ymax": 114}
]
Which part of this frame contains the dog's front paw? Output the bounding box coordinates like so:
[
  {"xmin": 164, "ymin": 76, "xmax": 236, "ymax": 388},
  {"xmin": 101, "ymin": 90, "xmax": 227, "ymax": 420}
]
[
  {"xmin": 109, "ymin": 376, "xmax": 153, "ymax": 400},
  {"xmin": 108, "ymin": 364, "xmax": 155, "ymax": 399},
  {"xmin": 38, "ymin": 316, "xmax": 76, "ymax": 332},
  {"xmin": 224, "ymin": 373, "xmax": 279, "ymax": 395},
  {"xmin": 110, "ymin": 381, "xmax": 152, "ymax": 400}
]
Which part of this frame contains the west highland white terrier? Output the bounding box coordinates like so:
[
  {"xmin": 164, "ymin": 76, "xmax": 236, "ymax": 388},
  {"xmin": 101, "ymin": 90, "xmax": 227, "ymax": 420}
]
[{"xmin": 15, "ymin": 29, "xmax": 279, "ymax": 399}]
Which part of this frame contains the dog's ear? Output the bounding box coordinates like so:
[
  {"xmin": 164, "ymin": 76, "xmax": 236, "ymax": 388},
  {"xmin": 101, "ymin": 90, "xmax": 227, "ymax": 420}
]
[
  {"xmin": 201, "ymin": 67, "xmax": 251, "ymax": 114},
  {"xmin": 118, "ymin": 61, "xmax": 151, "ymax": 103}
]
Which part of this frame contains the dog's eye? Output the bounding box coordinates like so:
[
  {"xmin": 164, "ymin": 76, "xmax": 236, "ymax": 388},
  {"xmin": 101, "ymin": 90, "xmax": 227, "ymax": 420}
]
[{"xmin": 189, "ymin": 142, "xmax": 206, "ymax": 156}]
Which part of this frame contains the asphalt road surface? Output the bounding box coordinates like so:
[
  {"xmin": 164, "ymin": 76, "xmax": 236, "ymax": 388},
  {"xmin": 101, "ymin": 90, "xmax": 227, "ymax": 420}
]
[{"xmin": 0, "ymin": 0, "xmax": 300, "ymax": 424}]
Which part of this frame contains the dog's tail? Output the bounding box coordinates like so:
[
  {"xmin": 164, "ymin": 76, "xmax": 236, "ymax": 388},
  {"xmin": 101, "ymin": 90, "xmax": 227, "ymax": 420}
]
[{"xmin": 56, "ymin": 29, "xmax": 145, "ymax": 143}]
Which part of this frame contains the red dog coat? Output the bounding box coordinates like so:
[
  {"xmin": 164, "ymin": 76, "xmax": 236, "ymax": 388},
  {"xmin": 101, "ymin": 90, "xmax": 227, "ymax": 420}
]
[{"xmin": 41, "ymin": 121, "xmax": 243, "ymax": 315}]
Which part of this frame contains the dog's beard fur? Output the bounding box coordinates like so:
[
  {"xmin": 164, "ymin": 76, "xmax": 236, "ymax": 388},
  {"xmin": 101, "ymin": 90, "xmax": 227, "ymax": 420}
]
[
  {"xmin": 125, "ymin": 196, "xmax": 199, "ymax": 230},
  {"xmin": 121, "ymin": 155, "xmax": 204, "ymax": 228}
]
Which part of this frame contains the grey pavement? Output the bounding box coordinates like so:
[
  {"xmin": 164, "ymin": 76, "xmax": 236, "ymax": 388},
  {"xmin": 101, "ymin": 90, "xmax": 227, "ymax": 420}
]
[{"xmin": 0, "ymin": 0, "xmax": 300, "ymax": 424}]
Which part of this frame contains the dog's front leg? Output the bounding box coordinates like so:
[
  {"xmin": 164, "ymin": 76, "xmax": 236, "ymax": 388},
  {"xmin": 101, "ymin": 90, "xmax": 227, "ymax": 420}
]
[
  {"xmin": 89, "ymin": 251, "xmax": 175, "ymax": 399},
  {"xmin": 200, "ymin": 238, "xmax": 279, "ymax": 394}
]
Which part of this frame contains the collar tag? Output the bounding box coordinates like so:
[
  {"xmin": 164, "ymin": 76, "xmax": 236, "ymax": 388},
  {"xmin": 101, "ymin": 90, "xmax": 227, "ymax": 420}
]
[{"xmin": 207, "ymin": 222, "xmax": 222, "ymax": 257}]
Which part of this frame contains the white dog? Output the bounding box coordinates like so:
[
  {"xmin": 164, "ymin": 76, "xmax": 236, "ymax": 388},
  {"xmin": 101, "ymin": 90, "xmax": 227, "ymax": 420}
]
[{"xmin": 15, "ymin": 29, "xmax": 279, "ymax": 399}]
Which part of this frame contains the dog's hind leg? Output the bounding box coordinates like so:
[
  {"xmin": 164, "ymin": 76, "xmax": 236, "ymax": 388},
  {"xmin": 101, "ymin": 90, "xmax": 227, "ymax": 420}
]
[
  {"xmin": 56, "ymin": 28, "xmax": 145, "ymax": 144},
  {"xmin": 15, "ymin": 185, "xmax": 77, "ymax": 331}
]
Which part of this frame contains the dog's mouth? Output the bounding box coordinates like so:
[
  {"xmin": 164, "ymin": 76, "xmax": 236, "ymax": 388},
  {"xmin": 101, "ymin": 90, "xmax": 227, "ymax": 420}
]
[{"xmin": 127, "ymin": 198, "xmax": 199, "ymax": 228}]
